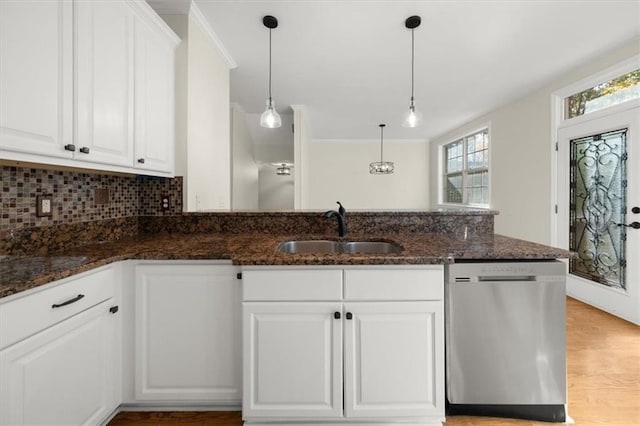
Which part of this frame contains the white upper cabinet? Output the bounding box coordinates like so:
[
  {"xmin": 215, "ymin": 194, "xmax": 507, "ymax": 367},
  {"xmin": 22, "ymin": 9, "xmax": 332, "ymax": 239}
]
[
  {"xmin": 133, "ymin": 14, "xmax": 176, "ymax": 174},
  {"xmin": 75, "ymin": 0, "xmax": 135, "ymax": 167},
  {"xmin": 0, "ymin": 0, "xmax": 178, "ymax": 177},
  {"xmin": 0, "ymin": 0, "xmax": 73, "ymax": 159}
]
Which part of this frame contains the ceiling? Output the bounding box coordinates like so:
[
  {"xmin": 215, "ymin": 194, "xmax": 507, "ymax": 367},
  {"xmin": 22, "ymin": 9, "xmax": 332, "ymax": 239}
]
[{"xmin": 152, "ymin": 0, "xmax": 640, "ymax": 141}]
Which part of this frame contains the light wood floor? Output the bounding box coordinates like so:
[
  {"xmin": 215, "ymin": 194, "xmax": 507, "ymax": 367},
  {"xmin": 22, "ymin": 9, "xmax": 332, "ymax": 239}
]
[{"xmin": 109, "ymin": 297, "xmax": 640, "ymax": 426}]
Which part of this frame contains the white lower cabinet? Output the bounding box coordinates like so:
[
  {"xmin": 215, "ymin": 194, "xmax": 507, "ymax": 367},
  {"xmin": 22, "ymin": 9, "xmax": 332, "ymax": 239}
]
[
  {"xmin": 134, "ymin": 262, "xmax": 241, "ymax": 404},
  {"xmin": 242, "ymin": 266, "xmax": 445, "ymax": 426},
  {"xmin": 0, "ymin": 265, "xmax": 120, "ymax": 426}
]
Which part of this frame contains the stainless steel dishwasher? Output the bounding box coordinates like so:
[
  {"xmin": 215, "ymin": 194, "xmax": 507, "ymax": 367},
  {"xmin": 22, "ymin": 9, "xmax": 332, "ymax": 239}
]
[{"xmin": 445, "ymin": 261, "xmax": 567, "ymax": 422}]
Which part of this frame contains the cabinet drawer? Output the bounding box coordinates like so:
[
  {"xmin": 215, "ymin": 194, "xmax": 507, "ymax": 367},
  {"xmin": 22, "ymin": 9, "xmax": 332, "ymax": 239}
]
[
  {"xmin": 0, "ymin": 266, "xmax": 115, "ymax": 350},
  {"xmin": 344, "ymin": 268, "xmax": 443, "ymax": 301},
  {"xmin": 243, "ymin": 269, "xmax": 342, "ymax": 301}
]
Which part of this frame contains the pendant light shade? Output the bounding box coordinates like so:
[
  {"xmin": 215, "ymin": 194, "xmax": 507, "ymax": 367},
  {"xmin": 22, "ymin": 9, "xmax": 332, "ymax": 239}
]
[
  {"xmin": 260, "ymin": 98, "xmax": 281, "ymax": 128},
  {"xmin": 402, "ymin": 15, "xmax": 422, "ymax": 128},
  {"xmin": 369, "ymin": 124, "xmax": 395, "ymax": 174},
  {"xmin": 260, "ymin": 15, "xmax": 281, "ymax": 128}
]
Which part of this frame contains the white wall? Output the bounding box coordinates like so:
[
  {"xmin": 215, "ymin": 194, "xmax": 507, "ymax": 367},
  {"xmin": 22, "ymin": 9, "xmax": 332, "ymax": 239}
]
[
  {"xmin": 304, "ymin": 139, "xmax": 430, "ymax": 210},
  {"xmin": 161, "ymin": 8, "xmax": 232, "ymax": 211},
  {"xmin": 258, "ymin": 166, "xmax": 294, "ymax": 210},
  {"xmin": 231, "ymin": 105, "xmax": 258, "ymax": 209},
  {"xmin": 186, "ymin": 11, "xmax": 231, "ymax": 210},
  {"xmin": 429, "ymin": 40, "xmax": 639, "ymax": 244}
]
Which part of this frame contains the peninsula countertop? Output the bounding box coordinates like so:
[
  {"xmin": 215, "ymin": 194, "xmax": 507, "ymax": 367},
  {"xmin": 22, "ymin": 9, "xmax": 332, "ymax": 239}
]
[{"xmin": 0, "ymin": 232, "xmax": 572, "ymax": 299}]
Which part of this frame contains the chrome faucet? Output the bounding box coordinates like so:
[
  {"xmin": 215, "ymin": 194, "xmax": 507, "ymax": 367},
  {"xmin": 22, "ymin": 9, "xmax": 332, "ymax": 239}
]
[{"xmin": 324, "ymin": 201, "xmax": 347, "ymax": 237}]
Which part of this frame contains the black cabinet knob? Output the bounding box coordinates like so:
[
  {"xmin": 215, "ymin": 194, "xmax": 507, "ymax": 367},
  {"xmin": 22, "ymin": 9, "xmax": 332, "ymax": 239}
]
[
  {"xmin": 346, "ymin": 312, "xmax": 353, "ymax": 320},
  {"xmin": 64, "ymin": 144, "xmax": 76, "ymax": 152},
  {"xmin": 137, "ymin": 158, "xmax": 145, "ymax": 164},
  {"xmin": 79, "ymin": 146, "xmax": 90, "ymax": 154},
  {"xmin": 334, "ymin": 312, "xmax": 341, "ymax": 319},
  {"xmin": 632, "ymin": 207, "xmax": 640, "ymax": 214},
  {"xmin": 109, "ymin": 306, "xmax": 119, "ymax": 314}
]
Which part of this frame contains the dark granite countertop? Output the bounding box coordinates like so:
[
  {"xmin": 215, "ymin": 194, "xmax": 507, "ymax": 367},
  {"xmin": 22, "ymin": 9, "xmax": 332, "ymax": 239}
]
[{"xmin": 0, "ymin": 232, "xmax": 571, "ymax": 299}]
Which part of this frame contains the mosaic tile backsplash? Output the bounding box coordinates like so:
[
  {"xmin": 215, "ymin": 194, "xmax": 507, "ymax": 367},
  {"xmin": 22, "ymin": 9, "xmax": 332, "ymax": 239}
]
[{"xmin": 0, "ymin": 164, "xmax": 183, "ymax": 232}]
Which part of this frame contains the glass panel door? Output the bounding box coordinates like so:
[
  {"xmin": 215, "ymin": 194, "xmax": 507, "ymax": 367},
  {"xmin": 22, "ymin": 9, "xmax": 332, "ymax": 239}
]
[{"xmin": 557, "ymin": 106, "xmax": 639, "ymax": 324}]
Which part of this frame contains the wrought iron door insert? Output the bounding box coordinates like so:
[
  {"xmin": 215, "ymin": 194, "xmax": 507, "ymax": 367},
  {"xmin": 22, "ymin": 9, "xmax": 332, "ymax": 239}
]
[{"xmin": 569, "ymin": 128, "xmax": 628, "ymax": 289}]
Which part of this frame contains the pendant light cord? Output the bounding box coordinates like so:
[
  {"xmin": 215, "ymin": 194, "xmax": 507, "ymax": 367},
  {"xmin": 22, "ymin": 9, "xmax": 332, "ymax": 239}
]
[
  {"xmin": 410, "ymin": 28, "xmax": 415, "ymax": 104},
  {"xmin": 268, "ymin": 28, "xmax": 272, "ymax": 101},
  {"xmin": 380, "ymin": 126, "xmax": 384, "ymax": 162}
]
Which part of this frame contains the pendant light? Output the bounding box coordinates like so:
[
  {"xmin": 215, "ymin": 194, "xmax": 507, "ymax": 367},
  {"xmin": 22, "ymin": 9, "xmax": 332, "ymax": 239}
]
[
  {"xmin": 260, "ymin": 15, "xmax": 281, "ymax": 128},
  {"xmin": 402, "ymin": 15, "xmax": 423, "ymax": 128},
  {"xmin": 369, "ymin": 124, "xmax": 395, "ymax": 174}
]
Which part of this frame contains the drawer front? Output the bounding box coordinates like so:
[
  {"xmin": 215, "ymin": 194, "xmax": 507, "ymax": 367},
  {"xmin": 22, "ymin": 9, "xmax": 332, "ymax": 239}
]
[
  {"xmin": 0, "ymin": 266, "xmax": 116, "ymax": 350},
  {"xmin": 243, "ymin": 269, "xmax": 343, "ymax": 301},
  {"xmin": 344, "ymin": 268, "xmax": 443, "ymax": 301}
]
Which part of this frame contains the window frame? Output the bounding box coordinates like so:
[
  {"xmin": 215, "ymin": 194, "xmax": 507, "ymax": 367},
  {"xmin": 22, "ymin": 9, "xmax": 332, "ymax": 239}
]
[{"xmin": 438, "ymin": 125, "xmax": 491, "ymax": 208}]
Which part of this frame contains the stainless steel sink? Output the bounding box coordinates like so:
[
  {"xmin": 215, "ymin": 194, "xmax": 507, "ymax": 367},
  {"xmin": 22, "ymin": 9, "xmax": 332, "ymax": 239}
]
[
  {"xmin": 343, "ymin": 241, "xmax": 402, "ymax": 254},
  {"xmin": 277, "ymin": 240, "xmax": 340, "ymax": 253},
  {"xmin": 277, "ymin": 240, "xmax": 401, "ymax": 254}
]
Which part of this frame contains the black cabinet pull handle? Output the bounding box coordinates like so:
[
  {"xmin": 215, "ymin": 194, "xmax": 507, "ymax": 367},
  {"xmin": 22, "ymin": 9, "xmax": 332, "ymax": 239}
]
[
  {"xmin": 346, "ymin": 312, "xmax": 353, "ymax": 320},
  {"xmin": 617, "ymin": 221, "xmax": 640, "ymax": 229},
  {"xmin": 137, "ymin": 158, "xmax": 145, "ymax": 164},
  {"xmin": 64, "ymin": 144, "xmax": 76, "ymax": 152},
  {"xmin": 334, "ymin": 312, "xmax": 341, "ymax": 319},
  {"xmin": 79, "ymin": 146, "xmax": 90, "ymax": 154},
  {"xmin": 52, "ymin": 294, "xmax": 85, "ymax": 309}
]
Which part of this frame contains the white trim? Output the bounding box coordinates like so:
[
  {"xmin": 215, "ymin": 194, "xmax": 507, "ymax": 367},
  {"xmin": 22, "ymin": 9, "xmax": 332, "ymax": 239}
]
[
  {"xmin": 312, "ymin": 138, "xmax": 427, "ymax": 144},
  {"xmin": 550, "ymin": 53, "xmax": 640, "ymax": 246},
  {"xmin": 126, "ymin": 0, "xmax": 180, "ymax": 46},
  {"xmin": 188, "ymin": 2, "xmax": 237, "ymax": 70}
]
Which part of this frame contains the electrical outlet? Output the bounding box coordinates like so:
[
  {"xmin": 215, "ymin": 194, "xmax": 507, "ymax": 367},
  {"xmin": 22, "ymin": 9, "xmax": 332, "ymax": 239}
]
[
  {"xmin": 161, "ymin": 195, "xmax": 170, "ymax": 210},
  {"xmin": 36, "ymin": 195, "xmax": 53, "ymax": 217}
]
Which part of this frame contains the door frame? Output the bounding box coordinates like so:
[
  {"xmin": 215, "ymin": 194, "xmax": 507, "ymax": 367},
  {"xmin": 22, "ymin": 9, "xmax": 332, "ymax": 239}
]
[
  {"xmin": 550, "ymin": 54, "xmax": 639, "ymax": 246},
  {"xmin": 550, "ymin": 54, "xmax": 640, "ymax": 324}
]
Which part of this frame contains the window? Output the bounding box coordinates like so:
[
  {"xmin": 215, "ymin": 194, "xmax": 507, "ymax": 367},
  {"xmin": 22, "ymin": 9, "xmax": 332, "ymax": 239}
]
[
  {"xmin": 442, "ymin": 128, "xmax": 489, "ymax": 206},
  {"xmin": 565, "ymin": 68, "xmax": 640, "ymax": 119}
]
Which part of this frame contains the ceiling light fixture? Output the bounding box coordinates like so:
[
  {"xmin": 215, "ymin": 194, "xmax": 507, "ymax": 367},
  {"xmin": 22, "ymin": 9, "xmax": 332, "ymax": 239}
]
[
  {"xmin": 402, "ymin": 15, "xmax": 423, "ymax": 128},
  {"xmin": 260, "ymin": 15, "xmax": 281, "ymax": 128},
  {"xmin": 369, "ymin": 124, "xmax": 394, "ymax": 174},
  {"xmin": 273, "ymin": 162, "xmax": 293, "ymax": 176}
]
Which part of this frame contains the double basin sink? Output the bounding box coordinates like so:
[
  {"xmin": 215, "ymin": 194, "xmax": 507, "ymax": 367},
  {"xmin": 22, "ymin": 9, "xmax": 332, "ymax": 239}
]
[{"xmin": 277, "ymin": 239, "xmax": 402, "ymax": 254}]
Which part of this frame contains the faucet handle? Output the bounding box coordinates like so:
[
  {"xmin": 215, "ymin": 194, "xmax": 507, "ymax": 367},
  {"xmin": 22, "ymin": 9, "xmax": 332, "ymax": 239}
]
[{"xmin": 336, "ymin": 201, "xmax": 346, "ymax": 216}]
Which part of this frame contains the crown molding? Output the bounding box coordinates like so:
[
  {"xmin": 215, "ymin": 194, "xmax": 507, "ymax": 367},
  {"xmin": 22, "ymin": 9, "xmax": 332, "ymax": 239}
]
[{"xmin": 189, "ymin": 1, "xmax": 237, "ymax": 70}]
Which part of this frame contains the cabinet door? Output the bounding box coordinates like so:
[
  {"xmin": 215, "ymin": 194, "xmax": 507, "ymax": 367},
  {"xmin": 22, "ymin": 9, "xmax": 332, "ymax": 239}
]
[
  {"xmin": 75, "ymin": 0, "xmax": 135, "ymax": 167},
  {"xmin": 133, "ymin": 17, "xmax": 175, "ymax": 174},
  {"xmin": 134, "ymin": 264, "xmax": 241, "ymax": 402},
  {"xmin": 243, "ymin": 303, "xmax": 343, "ymax": 419},
  {"xmin": 344, "ymin": 301, "xmax": 444, "ymax": 418},
  {"xmin": 0, "ymin": 0, "xmax": 73, "ymax": 159},
  {"xmin": 0, "ymin": 300, "xmax": 118, "ymax": 426}
]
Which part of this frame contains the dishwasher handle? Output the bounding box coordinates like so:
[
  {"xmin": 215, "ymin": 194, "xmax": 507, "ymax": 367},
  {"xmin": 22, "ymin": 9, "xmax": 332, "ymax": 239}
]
[{"xmin": 478, "ymin": 275, "xmax": 536, "ymax": 282}]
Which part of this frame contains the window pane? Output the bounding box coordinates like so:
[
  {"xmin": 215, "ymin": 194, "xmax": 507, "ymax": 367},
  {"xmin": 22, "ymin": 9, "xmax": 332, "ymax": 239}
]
[
  {"xmin": 465, "ymin": 170, "xmax": 489, "ymax": 204},
  {"xmin": 445, "ymin": 141, "xmax": 463, "ymax": 173},
  {"xmin": 444, "ymin": 174, "xmax": 463, "ymax": 203},
  {"xmin": 565, "ymin": 69, "xmax": 640, "ymax": 119},
  {"xmin": 466, "ymin": 130, "xmax": 489, "ymax": 170}
]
